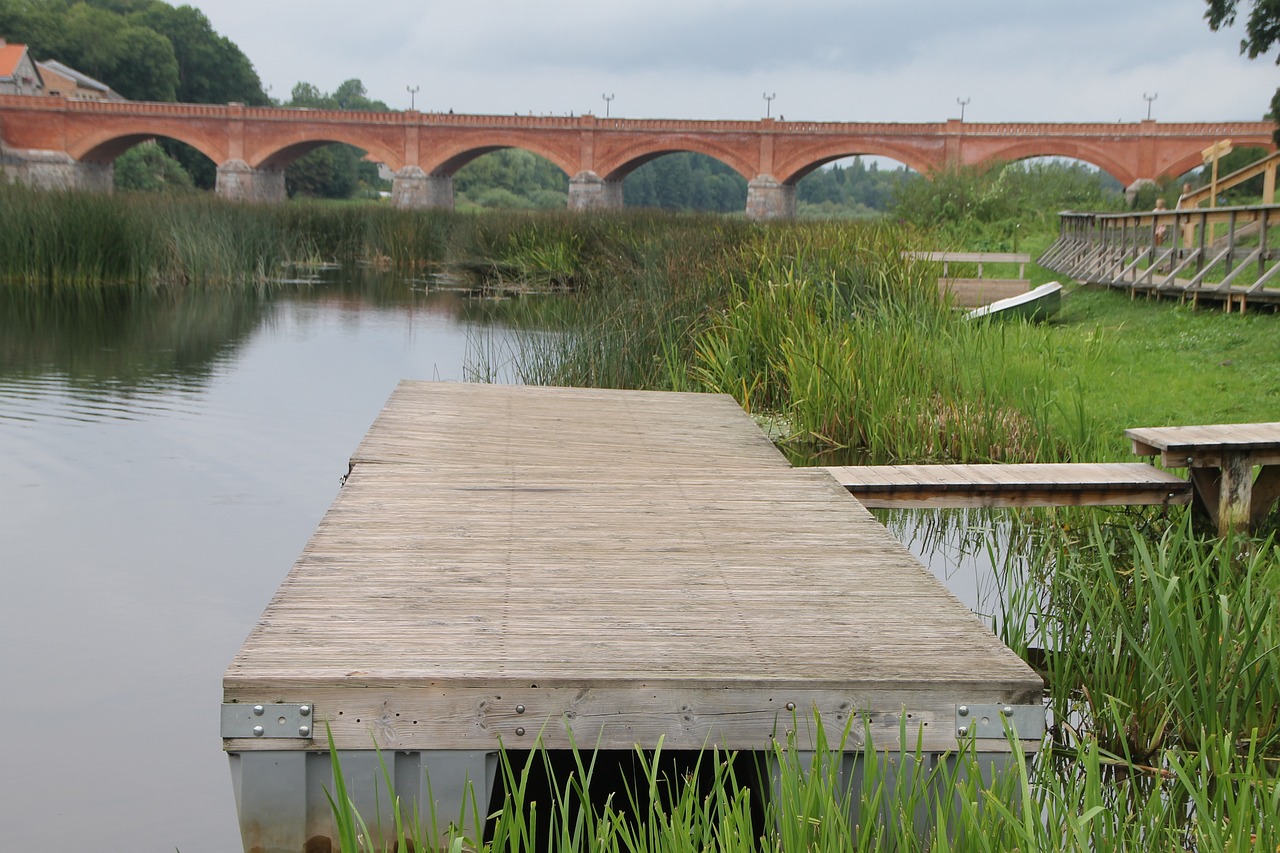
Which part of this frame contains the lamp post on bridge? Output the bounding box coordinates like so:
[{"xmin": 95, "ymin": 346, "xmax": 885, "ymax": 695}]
[
  {"xmin": 602, "ymin": 93, "xmax": 614, "ymax": 118},
  {"xmin": 1143, "ymin": 92, "xmax": 1158, "ymax": 120},
  {"xmin": 957, "ymin": 97, "xmax": 970, "ymax": 121},
  {"xmin": 763, "ymin": 92, "xmax": 776, "ymax": 118},
  {"xmin": 406, "ymin": 85, "xmax": 420, "ymax": 111}
]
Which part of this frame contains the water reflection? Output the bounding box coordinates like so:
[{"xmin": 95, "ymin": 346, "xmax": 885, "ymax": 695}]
[
  {"xmin": 875, "ymin": 507, "xmax": 1043, "ymax": 633},
  {"xmin": 0, "ymin": 272, "xmax": 520, "ymax": 853},
  {"xmin": 0, "ymin": 271, "xmax": 1049, "ymax": 853}
]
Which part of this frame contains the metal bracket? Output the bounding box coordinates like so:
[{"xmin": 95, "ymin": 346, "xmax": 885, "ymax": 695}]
[
  {"xmin": 221, "ymin": 703, "xmax": 315, "ymax": 739},
  {"xmin": 955, "ymin": 703, "xmax": 1044, "ymax": 740}
]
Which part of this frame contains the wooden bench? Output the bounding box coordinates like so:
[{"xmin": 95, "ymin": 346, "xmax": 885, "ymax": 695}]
[{"xmin": 903, "ymin": 251, "xmax": 1032, "ymax": 308}]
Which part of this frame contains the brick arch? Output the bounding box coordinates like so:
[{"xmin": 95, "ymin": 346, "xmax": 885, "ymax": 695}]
[
  {"xmin": 253, "ymin": 131, "xmax": 403, "ymax": 171},
  {"xmin": 775, "ymin": 144, "xmax": 934, "ymax": 185},
  {"xmin": 422, "ymin": 134, "xmax": 579, "ymax": 178},
  {"xmin": 1157, "ymin": 144, "xmax": 1276, "ymax": 182},
  {"xmin": 70, "ymin": 126, "xmax": 225, "ymax": 165},
  {"xmin": 1161, "ymin": 149, "xmax": 1216, "ymax": 182},
  {"xmin": 426, "ymin": 146, "xmax": 574, "ymax": 179},
  {"xmin": 971, "ymin": 141, "xmax": 1135, "ymax": 187},
  {"xmin": 598, "ymin": 139, "xmax": 756, "ymax": 182}
]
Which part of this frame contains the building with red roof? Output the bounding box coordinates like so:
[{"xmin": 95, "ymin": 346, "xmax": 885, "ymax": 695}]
[{"xmin": 0, "ymin": 38, "xmax": 44, "ymax": 96}]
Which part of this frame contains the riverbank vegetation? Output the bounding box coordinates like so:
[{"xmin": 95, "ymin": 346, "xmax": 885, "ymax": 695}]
[
  {"xmin": 4, "ymin": 182, "xmax": 1277, "ymax": 849},
  {"xmin": 2, "ymin": 182, "xmax": 1274, "ymax": 457}
]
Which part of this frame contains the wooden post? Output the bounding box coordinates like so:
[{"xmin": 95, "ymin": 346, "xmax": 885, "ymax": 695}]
[
  {"xmin": 1217, "ymin": 452, "xmax": 1255, "ymax": 535},
  {"xmin": 1265, "ymin": 164, "xmax": 1276, "ymax": 205}
]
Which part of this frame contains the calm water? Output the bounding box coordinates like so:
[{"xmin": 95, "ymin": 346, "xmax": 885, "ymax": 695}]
[{"xmin": 0, "ymin": 273, "xmax": 1008, "ymax": 852}]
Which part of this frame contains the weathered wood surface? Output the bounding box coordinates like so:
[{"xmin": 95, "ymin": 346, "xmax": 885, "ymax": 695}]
[
  {"xmin": 1041, "ymin": 206, "xmax": 1280, "ymax": 308},
  {"xmin": 1126, "ymin": 422, "xmax": 1280, "ymax": 467},
  {"xmin": 225, "ymin": 382, "xmax": 1041, "ymax": 753},
  {"xmin": 942, "ymin": 278, "xmax": 1032, "ymax": 308},
  {"xmin": 901, "ymin": 251, "xmax": 1032, "ymax": 307},
  {"xmin": 822, "ymin": 462, "xmax": 1191, "ymax": 508},
  {"xmin": 903, "ymin": 250, "xmax": 1031, "ymax": 276},
  {"xmin": 1127, "ymin": 422, "xmax": 1280, "ymax": 532}
]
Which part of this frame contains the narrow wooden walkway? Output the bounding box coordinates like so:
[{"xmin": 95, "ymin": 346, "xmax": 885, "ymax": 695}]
[
  {"xmin": 822, "ymin": 462, "xmax": 1191, "ymax": 508},
  {"xmin": 225, "ymin": 382, "xmax": 1041, "ymax": 756}
]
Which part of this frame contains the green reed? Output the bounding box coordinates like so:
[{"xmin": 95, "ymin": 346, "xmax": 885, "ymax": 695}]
[
  {"xmin": 320, "ymin": 667, "xmax": 1279, "ymax": 852},
  {"xmin": 476, "ymin": 218, "xmax": 1104, "ymax": 463}
]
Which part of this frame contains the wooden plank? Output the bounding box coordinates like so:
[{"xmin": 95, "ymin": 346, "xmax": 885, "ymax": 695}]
[
  {"xmin": 821, "ymin": 463, "xmax": 1191, "ymax": 508},
  {"xmin": 1125, "ymin": 422, "xmax": 1280, "ymax": 467},
  {"xmin": 940, "ymin": 279, "xmax": 1032, "ymax": 308},
  {"xmin": 903, "ymin": 251, "xmax": 1032, "ymax": 264},
  {"xmin": 225, "ymin": 382, "xmax": 1042, "ymax": 754},
  {"xmin": 222, "ymin": 685, "xmax": 1031, "ymax": 753}
]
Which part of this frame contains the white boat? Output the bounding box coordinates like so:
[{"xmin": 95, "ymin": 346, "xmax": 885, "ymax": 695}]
[{"xmin": 966, "ymin": 281, "xmax": 1063, "ymax": 322}]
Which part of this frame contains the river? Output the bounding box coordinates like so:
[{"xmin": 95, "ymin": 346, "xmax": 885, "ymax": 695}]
[{"xmin": 0, "ymin": 272, "xmax": 1009, "ymax": 852}]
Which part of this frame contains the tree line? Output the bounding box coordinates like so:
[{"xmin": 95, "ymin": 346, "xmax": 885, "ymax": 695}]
[{"xmin": 0, "ymin": 0, "xmax": 266, "ymax": 104}]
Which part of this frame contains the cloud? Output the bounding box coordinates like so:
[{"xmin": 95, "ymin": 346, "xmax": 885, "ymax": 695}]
[{"xmin": 192, "ymin": 0, "xmax": 1277, "ymax": 122}]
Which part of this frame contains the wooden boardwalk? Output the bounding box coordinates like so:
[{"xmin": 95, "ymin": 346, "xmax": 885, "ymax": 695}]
[
  {"xmin": 823, "ymin": 462, "xmax": 1191, "ymax": 508},
  {"xmin": 224, "ymin": 382, "xmax": 1041, "ymax": 756}
]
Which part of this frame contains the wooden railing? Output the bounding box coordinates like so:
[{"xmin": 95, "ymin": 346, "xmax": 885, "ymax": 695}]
[
  {"xmin": 1178, "ymin": 149, "xmax": 1280, "ymax": 209},
  {"xmin": 1039, "ymin": 204, "xmax": 1280, "ymax": 310}
]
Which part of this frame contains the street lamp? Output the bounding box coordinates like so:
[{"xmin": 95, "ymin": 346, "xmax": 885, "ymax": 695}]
[
  {"xmin": 1143, "ymin": 92, "xmax": 1158, "ymax": 120},
  {"xmin": 763, "ymin": 92, "xmax": 776, "ymax": 118},
  {"xmin": 602, "ymin": 93, "xmax": 614, "ymax": 118},
  {"xmin": 957, "ymin": 97, "xmax": 970, "ymax": 121},
  {"xmin": 406, "ymin": 85, "xmax": 420, "ymax": 111}
]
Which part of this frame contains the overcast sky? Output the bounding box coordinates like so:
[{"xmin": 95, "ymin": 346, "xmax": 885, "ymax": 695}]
[{"xmin": 192, "ymin": 0, "xmax": 1276, "ymax": 125}]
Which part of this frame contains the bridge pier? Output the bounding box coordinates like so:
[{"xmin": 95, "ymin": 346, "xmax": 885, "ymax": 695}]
[
  {"xmin": 390, "ymin": 166, "xmax": 455, "ymax": 210},
  {"xmin": 746, "ymin": 175, "xmax": 796, "ymax": 220},
  {"xmin": 1125, "ymin": 178, "xmax": 1159, "ymax": 207},
  {"xmin": 567, "ymin": 171, "xmax": 624, "ymax": 211},
  {"xmin": 215, "ymin": 159, "xmax": 286, "ymax": 204},
  {"xmin": 0, "ymin": 148, "xmax": 112, "ymax": 192}
]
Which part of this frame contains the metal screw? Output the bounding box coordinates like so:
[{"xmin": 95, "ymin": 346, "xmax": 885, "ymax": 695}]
[
  {"xmin": 252, "ymin": 726, "xmax": 265, "ymax": 737},
  {"xmin": 785, "ymin": 702, "xmax": 795, "ymax": 711},
  {"xmin": 252, "ymin": 705, "xmax": 265, "ymax": 716},
  {"xmin": 1002, "ymin": 706, "xmax": 1014, "ymax": 717},
  {"xmin": 515, "ymin": 705, "xmax": 525, "ymax": 715},
  {"xmin": 299, "ymin": 705, "xmax": 311, "ymax": 717},
  {"xmin": 299, "ymin": 725, "xmax": 311, "ymax": 737},
  {"xmin": 515, "ymin": 727, "xmax": 526, "ymax": 737},
  {"xmin": 957, "ymin": 726, "xmax": 968, "ymax": 737},
  {"xmin": 958, "ymin": 706, "xmax": 969, "ymax": 717}
]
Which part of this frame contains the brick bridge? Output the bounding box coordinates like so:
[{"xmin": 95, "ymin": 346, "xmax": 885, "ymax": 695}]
[{"xmin": 1, "ymin": 94, "xmax": 1274, "ymax": 218}]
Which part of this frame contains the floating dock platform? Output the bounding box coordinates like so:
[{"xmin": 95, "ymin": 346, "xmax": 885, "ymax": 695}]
[
  {"xmin": 824, "ymin": 462, "xmax": 1191, "ymax": 508},
  {"xmin": 222, "ymin": 382, "xmax": 1043, "ymax": 852}
]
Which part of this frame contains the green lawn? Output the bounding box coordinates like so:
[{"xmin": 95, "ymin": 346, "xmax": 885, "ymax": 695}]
[{"xmin": 1046, "ymin": 284, "xmax": 1280, "ymax": 453}]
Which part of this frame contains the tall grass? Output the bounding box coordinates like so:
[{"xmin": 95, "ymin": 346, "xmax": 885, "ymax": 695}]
[{"xmin": 480, "ymin": 220, "xmax": 1104, "ymax": 463}]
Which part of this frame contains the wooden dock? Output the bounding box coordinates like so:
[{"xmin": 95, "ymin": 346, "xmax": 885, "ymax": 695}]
[
  {"xmin": 823, "ymin": 462, "xmax": 1191, "ymax": 508},
  {"xmin": 1039, "ymin": 204, "xmax": 1280, "ymax": 308},
  {"xmin": 222, "ymin": 382, "xmax": 1044, "ymax": 852},
  {"xmin": 1127, "ymin": 422, "xmax": 1280, "ymax": 533}
]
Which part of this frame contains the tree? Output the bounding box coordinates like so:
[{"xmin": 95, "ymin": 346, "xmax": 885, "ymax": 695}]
[
  {"xmin": 282, "ymin": 80, "xmax": 391, "ymax": 199},
  {"xmin": 1205, "ymin": 0, "xmax": 1280, "ymax": 140},
  {"xmin": 134, "ymin": 3, "xmax": 269, "ymax": 105},
  {"xmin": 114, "ymin": 139, "xmax": 194, "ymax": 191}
]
